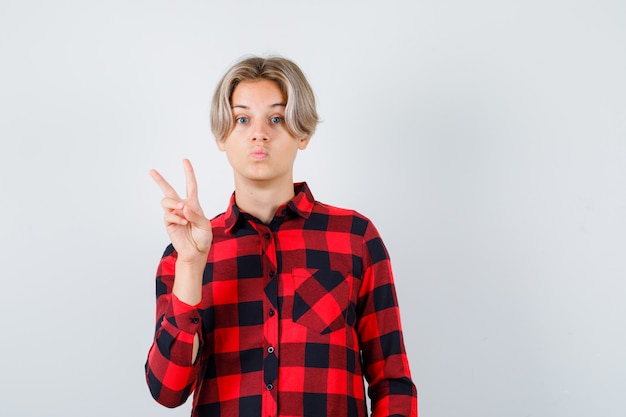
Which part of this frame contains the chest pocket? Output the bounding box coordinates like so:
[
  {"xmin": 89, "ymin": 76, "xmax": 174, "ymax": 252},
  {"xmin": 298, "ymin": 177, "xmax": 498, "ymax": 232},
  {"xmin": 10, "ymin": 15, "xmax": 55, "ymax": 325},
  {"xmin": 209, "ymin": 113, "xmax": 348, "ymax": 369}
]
[{"xmin": 291, "ymin": 268, "xmax": 354, "ymax": 334}]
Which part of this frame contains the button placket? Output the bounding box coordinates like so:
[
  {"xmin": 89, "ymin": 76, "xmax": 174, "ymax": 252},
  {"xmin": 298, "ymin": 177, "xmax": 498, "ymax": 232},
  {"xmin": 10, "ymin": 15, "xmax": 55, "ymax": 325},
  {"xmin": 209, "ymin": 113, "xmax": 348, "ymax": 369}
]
[{"xmin": 261, "ymin": 224, "xmax": 279, "ymax": 403}]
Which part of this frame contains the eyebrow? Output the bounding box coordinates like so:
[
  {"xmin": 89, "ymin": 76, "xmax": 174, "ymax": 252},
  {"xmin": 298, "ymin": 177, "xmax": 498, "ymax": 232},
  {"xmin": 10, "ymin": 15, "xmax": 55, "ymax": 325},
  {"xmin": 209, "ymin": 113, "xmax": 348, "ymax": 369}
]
[{"xmin": 232, "ymin": 103, "xmax": 286, "ymax": 109}]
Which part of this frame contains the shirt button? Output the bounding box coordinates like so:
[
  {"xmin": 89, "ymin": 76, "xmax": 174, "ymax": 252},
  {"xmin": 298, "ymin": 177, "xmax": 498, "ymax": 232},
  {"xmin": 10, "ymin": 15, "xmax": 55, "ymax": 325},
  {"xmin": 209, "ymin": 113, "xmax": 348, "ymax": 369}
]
[
  {"xmin": 264, "ymin": 233, "xmax": 271, "ymax": 240},
  {"xmin": 269, "ymin": 270, "xmax": 275, "ymax": 278},
  {"xmin": 190, "ymin": 317, "xmax": 199, "ymax": 324},
  {"xmin": 269, "ymin": 309, "xmax": 275, "ymax": 317},
  {"xmin": 267, "ymin": 346, "xmax": 274, "ymax": 354},
  {"xmin": 266, "ymin": 383, "xmax": 273, "ymax": 391}
]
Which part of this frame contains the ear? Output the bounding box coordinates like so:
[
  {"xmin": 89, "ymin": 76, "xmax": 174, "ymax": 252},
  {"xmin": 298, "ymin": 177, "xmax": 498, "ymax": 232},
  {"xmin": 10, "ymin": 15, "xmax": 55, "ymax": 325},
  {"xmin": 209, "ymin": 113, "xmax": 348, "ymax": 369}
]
[
  {"xmin": 297, "ymin": 136, "xmax": 310, "ymax": 150},
  {"xmin": 216, "ymin": 138, "xmax": 226, "ymax": 152}
]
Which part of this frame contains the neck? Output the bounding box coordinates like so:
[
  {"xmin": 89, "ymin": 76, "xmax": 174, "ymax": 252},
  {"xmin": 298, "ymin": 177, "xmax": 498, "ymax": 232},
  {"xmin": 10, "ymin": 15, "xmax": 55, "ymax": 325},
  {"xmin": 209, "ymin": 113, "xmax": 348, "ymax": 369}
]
[{"xmin": 234, "ymin": 177, "xmax": 295, "ymax": 224}]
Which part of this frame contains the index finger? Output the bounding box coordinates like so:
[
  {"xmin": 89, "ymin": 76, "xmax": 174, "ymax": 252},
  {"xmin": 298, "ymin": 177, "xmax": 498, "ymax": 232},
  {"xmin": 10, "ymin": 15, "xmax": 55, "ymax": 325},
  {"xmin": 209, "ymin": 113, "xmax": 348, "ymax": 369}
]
[{"xmin": 149, "ymin": 168, "xmax": 181, "ymax": 200}]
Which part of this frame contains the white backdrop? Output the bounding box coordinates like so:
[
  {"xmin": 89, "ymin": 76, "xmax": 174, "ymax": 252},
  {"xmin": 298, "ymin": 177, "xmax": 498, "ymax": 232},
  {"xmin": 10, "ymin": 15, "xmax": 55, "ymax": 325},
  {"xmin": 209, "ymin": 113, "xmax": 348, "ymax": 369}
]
[{"xmin": 1, "ymin": 1, "xmax": 625, "ymax": 416}]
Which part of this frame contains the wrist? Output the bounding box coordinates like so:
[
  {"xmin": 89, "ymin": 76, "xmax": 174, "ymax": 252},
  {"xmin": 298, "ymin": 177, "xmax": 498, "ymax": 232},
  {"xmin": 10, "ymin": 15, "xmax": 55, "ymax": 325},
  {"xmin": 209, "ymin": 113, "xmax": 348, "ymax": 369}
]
[
  {"xmin": 176, "ymin": 254, "xmax": 208, "ymax": 267},
  {"xmin": 176, "ymin": 248, "xmax": 209, "ymax": 264}
]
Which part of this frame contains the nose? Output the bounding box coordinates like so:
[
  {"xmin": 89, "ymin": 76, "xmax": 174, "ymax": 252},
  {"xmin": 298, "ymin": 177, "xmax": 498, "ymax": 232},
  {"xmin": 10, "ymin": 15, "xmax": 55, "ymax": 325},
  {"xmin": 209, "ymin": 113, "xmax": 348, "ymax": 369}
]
[{"xmin": 250, "ymin": 118, "xmax": 270, "ymax": 142}]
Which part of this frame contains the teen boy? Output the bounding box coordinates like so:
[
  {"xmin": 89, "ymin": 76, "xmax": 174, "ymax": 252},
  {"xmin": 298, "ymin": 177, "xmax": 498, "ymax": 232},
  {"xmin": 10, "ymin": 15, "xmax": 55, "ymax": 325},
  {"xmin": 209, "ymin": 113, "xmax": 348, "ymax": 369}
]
[{"xmin": 146, "ymin": 55, "xmax": 418, "ymax": 416}]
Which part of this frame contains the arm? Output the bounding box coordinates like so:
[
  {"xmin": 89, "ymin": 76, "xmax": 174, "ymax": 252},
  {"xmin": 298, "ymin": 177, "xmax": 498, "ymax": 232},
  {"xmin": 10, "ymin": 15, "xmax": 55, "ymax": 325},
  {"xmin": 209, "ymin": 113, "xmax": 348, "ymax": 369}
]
[
  {"xmin": 145, "ymin": 247, "xmax": 206, "ymax": 407},
  {"xmin": 145, "ymin": 159, "xmax": 213, "ymax": 407},
  {"xmin": 357, "ymin": 220, "xmax": 418, "ymax": 417}
]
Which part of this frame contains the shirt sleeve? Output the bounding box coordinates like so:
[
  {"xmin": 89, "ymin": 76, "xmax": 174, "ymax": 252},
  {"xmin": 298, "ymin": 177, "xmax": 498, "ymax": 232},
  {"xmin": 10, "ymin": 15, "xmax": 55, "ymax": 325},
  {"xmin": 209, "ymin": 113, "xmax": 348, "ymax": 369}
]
[
  {"xmin": 356, "ymin": 220, "xmax": 418, "ymax": 417},
  {"xmin": 145, "ymin": 244, "xmax": 204, "ymax": 408}
]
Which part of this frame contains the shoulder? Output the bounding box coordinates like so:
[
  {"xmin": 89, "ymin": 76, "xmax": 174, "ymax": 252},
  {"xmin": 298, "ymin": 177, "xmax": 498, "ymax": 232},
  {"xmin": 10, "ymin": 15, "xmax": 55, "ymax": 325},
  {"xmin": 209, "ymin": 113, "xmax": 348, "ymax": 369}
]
[
  {"xmin": 209, "ymin": 211, "xmax": 228, "ymax": 226},
  {"xmin": 310, "ymin": 200, "xmax": 378, "ymax": 238},
  {"xmin": 312, "ymin": 200, "xmax": 366, "ymax": 220}
]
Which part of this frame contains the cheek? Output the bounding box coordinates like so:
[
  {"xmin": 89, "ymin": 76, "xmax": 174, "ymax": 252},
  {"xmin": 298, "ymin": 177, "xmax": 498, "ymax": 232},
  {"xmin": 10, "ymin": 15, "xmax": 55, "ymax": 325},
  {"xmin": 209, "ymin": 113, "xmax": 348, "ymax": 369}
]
[
  {"xmin": 224, "ymin": 142, "xmax": 248, "ymax": 163},
  {"xmin": 224, "ymin": 149, "xmax": 240, "ymax": 170}
]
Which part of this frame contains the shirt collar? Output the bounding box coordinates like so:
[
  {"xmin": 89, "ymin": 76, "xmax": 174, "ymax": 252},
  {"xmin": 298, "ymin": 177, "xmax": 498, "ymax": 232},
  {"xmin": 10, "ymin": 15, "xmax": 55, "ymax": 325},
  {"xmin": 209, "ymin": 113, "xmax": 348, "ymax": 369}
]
[{"xmin": 224, "ymin": 182, "xmax": 315, "ymax": 233}]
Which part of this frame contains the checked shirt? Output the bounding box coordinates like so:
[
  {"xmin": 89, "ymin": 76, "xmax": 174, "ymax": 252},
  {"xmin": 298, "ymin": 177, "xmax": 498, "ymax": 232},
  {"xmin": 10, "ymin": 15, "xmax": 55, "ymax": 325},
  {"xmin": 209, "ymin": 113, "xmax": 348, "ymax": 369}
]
[{"xmin": 145, "ymin": 182, "xmax": 417, "ymax": 416}]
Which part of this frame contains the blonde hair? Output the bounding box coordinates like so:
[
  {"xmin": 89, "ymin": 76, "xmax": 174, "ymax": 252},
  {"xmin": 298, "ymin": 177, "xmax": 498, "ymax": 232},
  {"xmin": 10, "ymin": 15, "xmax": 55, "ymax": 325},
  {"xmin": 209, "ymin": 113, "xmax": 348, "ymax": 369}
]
[{"xmin": 210, "ymin": 56, "xmax": 319, "ymax": 142}]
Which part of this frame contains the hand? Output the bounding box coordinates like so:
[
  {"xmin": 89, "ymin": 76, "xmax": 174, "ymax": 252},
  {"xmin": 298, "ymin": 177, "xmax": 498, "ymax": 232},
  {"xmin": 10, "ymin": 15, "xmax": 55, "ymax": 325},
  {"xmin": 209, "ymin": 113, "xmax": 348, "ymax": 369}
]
[{"xmin": 150, "ymin": 159, "xmax": 213, "ymax": 263}]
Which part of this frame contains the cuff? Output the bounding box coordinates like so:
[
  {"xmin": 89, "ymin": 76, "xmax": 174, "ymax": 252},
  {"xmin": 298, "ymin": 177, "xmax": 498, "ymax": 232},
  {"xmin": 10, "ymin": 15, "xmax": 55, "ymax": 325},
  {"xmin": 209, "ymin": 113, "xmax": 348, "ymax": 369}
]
[{"xmin": 164, "ymin": 293, "xmax": 202, "ymax": 334}]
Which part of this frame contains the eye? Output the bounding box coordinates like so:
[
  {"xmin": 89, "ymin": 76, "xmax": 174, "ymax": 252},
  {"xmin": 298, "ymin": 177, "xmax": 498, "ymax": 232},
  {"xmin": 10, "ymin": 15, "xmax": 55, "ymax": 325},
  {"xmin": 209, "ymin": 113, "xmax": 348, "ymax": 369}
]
[
  {"xmin": 270, "ymin": 116, "xmax": 284, "ymax": 124},
  {"xmin": 235, "ymin": 116, "xmax": 249, "ymax": 124}
]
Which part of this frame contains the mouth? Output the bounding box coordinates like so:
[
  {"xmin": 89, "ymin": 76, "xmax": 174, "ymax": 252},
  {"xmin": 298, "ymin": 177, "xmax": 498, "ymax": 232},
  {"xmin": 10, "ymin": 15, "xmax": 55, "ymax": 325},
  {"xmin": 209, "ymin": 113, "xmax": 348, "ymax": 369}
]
[{"xmin": 251, "ymin": 147, "xmax": 268, "ymax": 161}]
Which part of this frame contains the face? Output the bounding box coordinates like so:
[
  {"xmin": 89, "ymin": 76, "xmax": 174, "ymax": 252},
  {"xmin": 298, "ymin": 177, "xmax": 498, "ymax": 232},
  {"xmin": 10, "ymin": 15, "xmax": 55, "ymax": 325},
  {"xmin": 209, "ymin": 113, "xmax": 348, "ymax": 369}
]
[{"xmin": 217, "ymin": 79, "xmax": 309, "ymax": 186}]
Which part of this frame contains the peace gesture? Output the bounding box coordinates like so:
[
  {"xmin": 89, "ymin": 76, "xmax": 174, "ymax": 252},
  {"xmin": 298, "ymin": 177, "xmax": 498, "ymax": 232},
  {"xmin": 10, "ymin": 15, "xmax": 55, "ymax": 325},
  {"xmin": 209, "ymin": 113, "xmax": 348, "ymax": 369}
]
[{"xmin": 149, "ymin": 159, "xmax": 213, "ymax": 263}]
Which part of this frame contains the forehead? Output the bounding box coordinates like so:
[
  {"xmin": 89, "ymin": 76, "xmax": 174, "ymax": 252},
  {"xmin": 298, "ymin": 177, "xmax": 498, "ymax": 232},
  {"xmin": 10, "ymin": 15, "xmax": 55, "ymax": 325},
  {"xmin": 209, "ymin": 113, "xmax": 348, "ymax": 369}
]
[{"xmin": 231, "ymin": 79, "xmax": 286, "ymax": 106}]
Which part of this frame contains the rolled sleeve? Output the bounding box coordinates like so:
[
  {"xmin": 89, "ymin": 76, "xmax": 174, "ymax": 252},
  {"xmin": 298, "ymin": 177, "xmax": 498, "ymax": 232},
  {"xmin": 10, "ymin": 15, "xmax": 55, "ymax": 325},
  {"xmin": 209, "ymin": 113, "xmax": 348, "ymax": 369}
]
[{"xmin": 145, "ymin": 247, "xmax": 204, "ymax": 408}]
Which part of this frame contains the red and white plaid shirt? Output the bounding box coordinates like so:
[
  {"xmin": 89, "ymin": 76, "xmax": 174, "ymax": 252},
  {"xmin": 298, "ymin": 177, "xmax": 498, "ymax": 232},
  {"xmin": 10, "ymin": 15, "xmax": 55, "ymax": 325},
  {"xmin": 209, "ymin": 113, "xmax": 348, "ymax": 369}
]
[{"xmin": 145, "ymin": 182, "xmax": 417, "ymax": 416}]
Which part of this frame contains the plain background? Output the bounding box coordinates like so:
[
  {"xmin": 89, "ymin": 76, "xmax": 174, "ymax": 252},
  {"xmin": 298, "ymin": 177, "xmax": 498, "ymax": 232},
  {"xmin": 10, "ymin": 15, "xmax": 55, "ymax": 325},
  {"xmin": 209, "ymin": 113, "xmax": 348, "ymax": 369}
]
[{"xmin": 1, "ymin": 0, "xmax": 625, "ymax": 416}]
